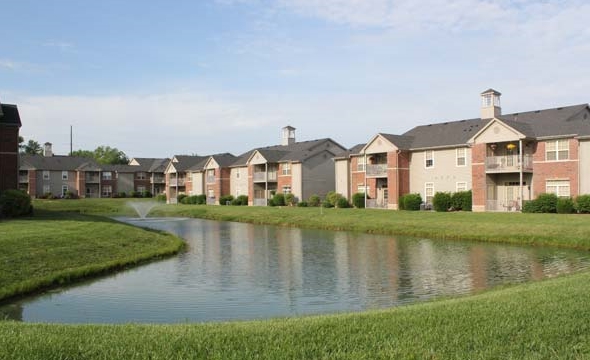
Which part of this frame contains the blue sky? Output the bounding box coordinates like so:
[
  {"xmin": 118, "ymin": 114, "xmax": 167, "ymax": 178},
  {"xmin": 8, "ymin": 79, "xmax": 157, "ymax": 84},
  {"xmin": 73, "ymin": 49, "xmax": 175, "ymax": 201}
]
[{"xmin": 2, "ymin": 0, "xmax": 589, "ymax": 157}]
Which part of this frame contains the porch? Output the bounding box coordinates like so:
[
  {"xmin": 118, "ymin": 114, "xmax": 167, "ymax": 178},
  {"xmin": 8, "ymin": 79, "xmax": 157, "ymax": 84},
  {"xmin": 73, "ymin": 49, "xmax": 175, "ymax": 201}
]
[{"xmin": 484, "ymin": 173, "xmax": 532, "ymax": 212}]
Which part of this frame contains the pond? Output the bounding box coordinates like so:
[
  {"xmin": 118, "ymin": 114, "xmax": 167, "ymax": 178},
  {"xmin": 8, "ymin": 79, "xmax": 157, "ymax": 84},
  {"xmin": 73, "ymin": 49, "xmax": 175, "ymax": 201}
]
[{"xmin": 2, "ymin": 217, "xmax": 589, "ymax": 323}]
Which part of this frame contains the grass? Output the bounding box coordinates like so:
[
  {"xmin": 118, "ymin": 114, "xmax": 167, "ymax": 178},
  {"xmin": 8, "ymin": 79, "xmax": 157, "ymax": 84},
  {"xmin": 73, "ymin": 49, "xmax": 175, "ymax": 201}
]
[
  {"xmin": 1, "ymin": 270, "xmax": 589, "ymax": 359},
  {"xmin": 0, "ymin": 208, "xmax": 185, "ymax": 301},
  {"xmin": 1, "ymin": 199, "xmax": 589, "ymax": 359}
]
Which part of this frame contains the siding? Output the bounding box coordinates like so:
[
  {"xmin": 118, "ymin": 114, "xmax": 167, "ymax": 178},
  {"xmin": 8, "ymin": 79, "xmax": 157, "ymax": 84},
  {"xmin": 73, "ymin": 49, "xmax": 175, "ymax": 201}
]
[
  {"xmin": 230, "ymin": 167, "xmax": 248, "ymax": 198},
  {"xmin": 581, "ymin": 140, "xmax": 590, "ymax": 194},
  {"xmin": 301, "ymin": 150, "xmax": 336, "ymax": 200},
  {"xmin": 334, "ymin": 159, "xmax": 350, "ymax": 199}
]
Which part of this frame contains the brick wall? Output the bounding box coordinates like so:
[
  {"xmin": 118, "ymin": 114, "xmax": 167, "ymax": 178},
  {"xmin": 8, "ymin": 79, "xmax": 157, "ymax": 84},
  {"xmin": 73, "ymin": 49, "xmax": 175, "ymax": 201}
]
[
  {"xmin": 532, "ymin": 139, "xmax": 579, "ymax": 197},
  {"xmin": 471, "ymin": 143, "xmax": 487, "ymax": 211},
  {"xmin": 0, "ymin": 126, "xmax": 19, "ymax": 193}
]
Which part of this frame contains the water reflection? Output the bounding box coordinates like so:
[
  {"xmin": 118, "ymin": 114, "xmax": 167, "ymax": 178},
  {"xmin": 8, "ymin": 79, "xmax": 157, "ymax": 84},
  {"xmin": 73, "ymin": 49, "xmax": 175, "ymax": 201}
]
[{"xmin": 1, "ymin": 218, "xmax": 589, "ymax": 324}]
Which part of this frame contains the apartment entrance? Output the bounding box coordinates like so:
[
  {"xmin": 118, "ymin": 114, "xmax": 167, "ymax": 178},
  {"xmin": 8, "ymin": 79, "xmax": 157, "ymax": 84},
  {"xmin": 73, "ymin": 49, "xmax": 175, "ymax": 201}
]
[{"xmin": 485, "ymin": 174, "xmax": 532, "ymax": 211}]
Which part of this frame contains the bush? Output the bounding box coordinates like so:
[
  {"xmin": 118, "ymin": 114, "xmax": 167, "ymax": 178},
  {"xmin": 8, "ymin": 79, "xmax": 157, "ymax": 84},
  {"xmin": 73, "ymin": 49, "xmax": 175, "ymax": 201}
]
[
  {"xmin": 183, "ymin": 195, "xmax": 198, "ymax": 204},
  {"xmin": 130, "ymin": 191, "xmax": 141, "ymax": 198},
  {"xmin": 284, "ymin": 193, "xmax": 296, "ymax": 206},
  {"xmin": 155, "ymin": 194, "xmax": 167, "ymax": 202},
  {"xmin": 64, "ymin": 191, "xmax": 78, "ymax": 199},
  {"xmin": 219, "ymin": 195, "xmax": 235, "ymax": 205},
  {"xmin": 336, "ymin": 197, "xmax": 350, "ymax": 208},
  {"xmin": 117, "ymin": 192, "xmax": 127, "ymax": 198},
  {"xmin": 322, "ymin": 200, "xmax": 334, "ymax": 208},
  {"xmin": 308, "ymin": 194, "xmax": 321, "ymax": 207},
  {"xmin": 402, "ymin": 193, "xmax": 422, "ymax": 211},
  {"xmin": 522, "ymin": 200, "xmax": 536, "ymax": 213},
  {"xmin": 177, "ymin": 194, "xmax": 187, "ymax": 204},
  {"xmin": 297, "ymin": 201, "xmax": 308, "ymax": 207},
  {"xmin": 232, "ymin": 195, "xmax": 248, "ymax": 206},
  {"xmin": 325, "ymin": 191, "xmax": 343, "ymax": 207},
  {"xmin": 451, "ymin": 191, "xmax": 472, "ymax": 211},
  {"xmin": 576, "ymin": 194, "xmax": 590, "ymax": 213},
  {"xmin": 0, "ymin": 190, "xmax": 32, "ymax": 218},
  {"xmin": 522, "ymin": 193, "xmax": 558, "ymax": 213},
  {"xmin": 195, "ymin": 194, "xmax": 206, "ymax": 205},
  {"xmin": 39, "ymin": 192, "xmax": 53, "ymax": 199},
  {"xmin": 269, "ymin": 193, "xmax": 285, "ymax": 207},
  {"xmin": 557, "ymin": 198, "xmax": 575, "ymax": 214},
  {"xmin": 142, "ymin": 190, "xmax": 152, "ymax": 198},
  {"xmin": 433, "ymin": 192, "xmax": 452, "ymax": 212},
  {"xmin": 352, "ymin": 193, "xmax": 366, "ymax": 208}
]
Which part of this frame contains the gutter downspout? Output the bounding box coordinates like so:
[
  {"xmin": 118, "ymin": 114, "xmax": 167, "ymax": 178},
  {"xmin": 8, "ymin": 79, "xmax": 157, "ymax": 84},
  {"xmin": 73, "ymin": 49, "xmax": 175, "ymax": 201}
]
[
  {"xmin": 578, "ymin": 139, "xmax": 581, "ymax": 198},
  {"xmin": 396, "ymin": 150, "xmax": 400, "ymax": 210},
  {"xmin": 265, "ymin": 163, "xmax": 268, "ymax": 206},
  {"xmin": 175, "ymin": 172, "xmax": 178, "ymax": 205},
  {"xmin": 519, "ymin": 139, "xmax": 523, "ymax": 211},
  {"xmin": 364, "ymin": 152, "xmax": 367, "ymax": 208}
]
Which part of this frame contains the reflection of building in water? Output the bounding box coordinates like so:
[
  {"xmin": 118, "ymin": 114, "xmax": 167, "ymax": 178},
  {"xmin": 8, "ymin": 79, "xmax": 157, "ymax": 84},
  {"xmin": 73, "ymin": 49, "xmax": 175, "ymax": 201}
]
[
  {"xmin": 0, "ymin": 303, "xmax": 23, "ymax": 321},
  {"xmin": 276, "ymin": 227, "xmax": 303, "ymax": 309},
  {"xmin": 229, "ymin": 222, "xmax": 257, "ymax": 281},
  {"xmin": 469, "ymin": 246, "xmax": 488, "ymax": 291}
]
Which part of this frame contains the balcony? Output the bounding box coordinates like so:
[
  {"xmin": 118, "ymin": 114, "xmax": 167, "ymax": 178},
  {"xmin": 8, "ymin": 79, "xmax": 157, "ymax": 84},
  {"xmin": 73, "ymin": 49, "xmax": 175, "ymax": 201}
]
[
  {"xmin": 86, "ymin": 176, "xmax": 100, "ymax": 183},
  {"xmin": 253, "ymin": 171, "xmax": 278, "ymax": 182},
  {"xmin": 366, "ymin": 164, "xmax": 388, "ymax": 177},
  {"xmin": 169, "ymin": 178, "xmax": 186, "ymax": 187},
  {"xmin": 485, "ymin": 155, "xmax": 532, "ymax": 173},
  {"xmin": 253, "ymin": 198, "xmax": 267, "ymax": 206},
  {"xmin": 486, "ymin": 200, "xmax": 521, "ymax": 212},
  {"xmin": 19, "ymin": 176, "xmax": 28, "ymax": 183},
  {"xmin": 151, "ymin": 175, "xmax": 165, "ymax": 183},
  {"xmin": 366, "ymin": 199, "xmax": 388, "ymax": 209},
  {"xmin": 207, "ymin": 197, "xmax": 217, "ymax": 205}
]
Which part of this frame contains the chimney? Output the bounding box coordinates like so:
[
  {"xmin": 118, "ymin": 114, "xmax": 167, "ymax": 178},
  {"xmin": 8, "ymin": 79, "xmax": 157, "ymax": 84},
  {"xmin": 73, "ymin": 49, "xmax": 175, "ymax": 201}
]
[
  {"xmin": 43, "ymin": 142, "xmax": 53, "ymax": 157},
  {"xmin": 281, "ymin": 125, "xmax": 296, "ymax": 146},
  {"xmin": 480, "ymin": 88, "xmax": 501, "ymax": 119}
]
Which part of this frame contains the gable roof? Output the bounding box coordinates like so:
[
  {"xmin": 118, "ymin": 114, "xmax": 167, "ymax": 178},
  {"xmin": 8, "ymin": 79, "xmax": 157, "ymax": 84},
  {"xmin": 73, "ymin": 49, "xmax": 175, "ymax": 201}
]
[
  {"xmin": 208, "ymin": 153, "xmax": 237, "ymax": 168},
  {"xmin": 235, "ymin": 138, "xmax": 347, "ymax": 166},
  {"xmin": 0, "ymin": 103, "xmax": 22, "ymax": 127},
  {"xmin": 20, "ymin": 155, "xmax": 97, "ymax": 171},
  {"xmin": 379, "ymin": 133, "xmax": 415, "ymax": 150},
  {"xmin": 169, "ymin": 155, "xmax": 209, "ymax": 172},
  {"xmin": 128, "ymin": 157, "xmax": 170, "ymax": 172}
]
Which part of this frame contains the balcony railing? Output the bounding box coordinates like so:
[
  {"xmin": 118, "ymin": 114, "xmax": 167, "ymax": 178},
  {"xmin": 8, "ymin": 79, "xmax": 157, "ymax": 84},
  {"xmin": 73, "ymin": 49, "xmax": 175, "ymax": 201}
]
[
  {"xmin": 253, "ymin": 198, "xmax": 267, "ymax": 206},
  {"xmin": 366, "ymin": 199, "xmax": 388, "ymax": 209},
  {"xmin": 253, "ymin": 171, "xmax": 278, "ymax": 182},
  {"xmin": 19, "ymin": 176, "xmax": 28, "ymax": 183},
  {"xmin": 485, "ymin": 155, "xmax": 532, "ymax": 172},
  {"xmin": 206, "ymin": 176, "xmax": 216, "ymax": 183},
  {"xmin": 86, "ymin": 175, "xmax": 100, "ymax": 183},
  {"xmin": 366, "ymin": 164, "xmax": 388, "ymax": 177},
  {"xmin": 207, "ymin": 197, "xmax": 217, "ymax": 205},
  {"xmin": 151, "ymin": 175, "xmax": 165, "ymax": 183},
  {"xmin": 169, "ymin": 178, "xmax": 185, "ymax": 186}
]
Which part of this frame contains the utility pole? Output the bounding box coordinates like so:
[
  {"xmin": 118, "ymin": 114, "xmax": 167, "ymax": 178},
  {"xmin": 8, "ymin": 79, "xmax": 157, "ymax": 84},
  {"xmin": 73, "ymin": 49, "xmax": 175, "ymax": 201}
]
[{"xmin": 70, "ymin": 125, "xmax": 73, "ymax": 155}]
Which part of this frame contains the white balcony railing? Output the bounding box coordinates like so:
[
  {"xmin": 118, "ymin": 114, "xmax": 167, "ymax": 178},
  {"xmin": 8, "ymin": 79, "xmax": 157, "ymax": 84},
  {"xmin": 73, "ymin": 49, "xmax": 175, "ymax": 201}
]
[
  {"xmin": 486, "ymin": 200, "xmax": 521, "ymax": 212},
  {"xmin": 485, "ymin": 155, "xmax": 532, "ymax": 172},
  {"xmin": 206, "ymin": 176, "xmax": 216, "ymax": 183},
  {"xmin": 366, "ymin": 164, "xmax": 388, "ymax": 177},
  {"xmin": 19, "ymin": 176, "xmax": 28, "ymax": 183},
  {"xmin": 207, "ymin": 197, "xmax": 217, "ymax": 205},
  {"xmin": 366, "ymin": 199, "xmax": 388, "ymax": 209},
  {"xmin": 253, "ymin": 198, "xmax": 267, "ymax": 206},
  {"xmin": 151, "ymin": 175, "xmax": 165, "ymax": 183},
  {"xmin": 253, "ymin": 171, "xmax": 278, "ymax": 182},
  {"xmin": 169, "ymin": 178, "xmax": 185, "ymax": 186}
]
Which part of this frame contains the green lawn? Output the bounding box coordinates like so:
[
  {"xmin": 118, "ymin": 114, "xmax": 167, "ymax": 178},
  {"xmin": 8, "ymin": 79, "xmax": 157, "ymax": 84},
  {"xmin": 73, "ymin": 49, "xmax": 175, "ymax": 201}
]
[
  {"xmin": 0, "ymin": 208, "xmax": 184, "ymax": 301},
  {"xmin": 1, "ymin": 199, "xmax": 589, "ymax": 359}
]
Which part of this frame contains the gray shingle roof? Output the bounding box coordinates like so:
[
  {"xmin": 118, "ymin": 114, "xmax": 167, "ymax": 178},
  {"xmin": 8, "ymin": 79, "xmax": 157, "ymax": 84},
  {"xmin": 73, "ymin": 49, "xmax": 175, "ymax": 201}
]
[
  {"xmin": 20, "ymin": 155, "xmax": 97, "ymax": 171},
  {"xmin": 403, "ymin": 118, "xmax": 484, "ymax": 149},
  {"xmin": 170, "ymin": 155, "xmax": 209, "ymax": 172},
  {"xmin": 208, "ymin": 153, "xmax": 237, "ymax": 167},
  {"xmin": 129, "ymin": 158, "xmax": 170, "ymax": 172},
  {"xmin": 379, "ymin": 133, "xmax": 415, "ymax": 150},
  {"xmin": 233, "ymin": 138, "xmax": 347, "ymax": 166},
  {"xmin": 0, "ymin": 104, "xmax": 21, "ymax": 127}
]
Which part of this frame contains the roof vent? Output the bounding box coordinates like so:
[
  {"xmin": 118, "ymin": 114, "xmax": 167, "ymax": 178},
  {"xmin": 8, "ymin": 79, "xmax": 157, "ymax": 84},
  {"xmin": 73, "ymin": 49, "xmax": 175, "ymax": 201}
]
[
  {"xmin": 535, "ymin": 110, "xmax": 540, "ymax": 113},
  {"xmin": 557, "ymin": 107, "xmax": 563, "ymax": 110}
]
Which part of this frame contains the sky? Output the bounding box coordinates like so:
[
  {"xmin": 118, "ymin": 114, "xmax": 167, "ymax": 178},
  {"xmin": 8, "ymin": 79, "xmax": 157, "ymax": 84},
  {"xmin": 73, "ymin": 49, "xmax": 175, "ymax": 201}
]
[{"xmin": 1, "ymin": 0, "xmax": 589, "ymax": 158}]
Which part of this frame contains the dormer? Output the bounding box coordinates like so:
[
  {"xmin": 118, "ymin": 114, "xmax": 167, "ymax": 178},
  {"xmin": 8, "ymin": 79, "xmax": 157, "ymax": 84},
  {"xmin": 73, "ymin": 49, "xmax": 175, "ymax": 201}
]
[
  {"xmin": 282, "ymin": 126, "xmax": 296, "ymax": 146},
  {"xmin": 480, "ymin": 88, "xmax": 501, "ymax": 119}
]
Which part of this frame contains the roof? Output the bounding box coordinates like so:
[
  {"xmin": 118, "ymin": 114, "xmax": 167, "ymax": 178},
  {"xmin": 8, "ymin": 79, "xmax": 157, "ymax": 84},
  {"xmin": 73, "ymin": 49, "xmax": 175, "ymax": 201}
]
[
  {"xmin": 170, "ymin": 155, "xmax": 210, "ymax": 172},
  {"xmin": 20, "ymin": 155, "xmax": 97, "ymax": 171},
  {"xmin": 236, "ymin": 138, "xmax": 347, "ymax": 166},
  {"xmin": 128, "ymin": 157, "xmax": 170, "ymax": 172},
  {"xmin": 401, "ymin": 103, "xmax": 590, "ymax": 149},
  {"xmin": 481, "ymin": 88, "xmax": 501, "ymax": 96},
  {"xmin": 208, "ymin": 153, "xmax": 237, "ymax": 168},
  {"xmin": 0, "ymin": 103, "xmax": 22, "ymax": 127},
  {"xmin": 379, "ymin": 133, "xmax": 415, "ymax": 150}
]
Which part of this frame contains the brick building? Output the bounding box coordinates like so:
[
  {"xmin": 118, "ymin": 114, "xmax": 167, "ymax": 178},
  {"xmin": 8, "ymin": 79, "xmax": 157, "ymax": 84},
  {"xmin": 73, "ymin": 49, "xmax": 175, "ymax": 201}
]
[{"xmin": 0, "ymin": 100, "xmax": 22, "ymax": 195}]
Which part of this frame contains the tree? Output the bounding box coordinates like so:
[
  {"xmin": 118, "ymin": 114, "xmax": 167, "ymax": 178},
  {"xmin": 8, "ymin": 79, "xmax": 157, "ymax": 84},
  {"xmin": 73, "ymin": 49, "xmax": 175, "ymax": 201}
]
[
  {"xmin": 71, "ymin": 146, "xmax": 129, "ymax": 165},
  {"xmin": 22, "ymin": 140, "xmax": 42, "ymax": 155}
]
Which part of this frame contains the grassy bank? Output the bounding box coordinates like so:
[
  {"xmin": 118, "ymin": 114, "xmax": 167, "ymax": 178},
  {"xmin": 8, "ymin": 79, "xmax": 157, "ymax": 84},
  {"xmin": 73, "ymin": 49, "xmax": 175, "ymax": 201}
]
[
  {"xmin": 2, "ymin": 269, "xmax": 589, "ymax": 359},
  {"xmin": 0, "ymin": 208, "xmax": 184, "ymax": 301},
  {"xmin": 33, "ymin": 199, "xmax": 590, "ymax": 250}
]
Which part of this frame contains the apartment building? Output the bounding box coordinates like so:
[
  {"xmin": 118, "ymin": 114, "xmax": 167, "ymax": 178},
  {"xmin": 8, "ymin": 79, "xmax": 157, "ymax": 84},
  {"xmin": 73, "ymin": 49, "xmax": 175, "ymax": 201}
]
[
  {"xmin": 0, "ymin": 99, "xmax": 22, "ymax": 194},
  {"xmin": 164, "ymin": 155, "xmax": 209, "ymax": 203},
  {"xmin": 335, "ymin": 89, "xmax": 590, "ymax": 211}
]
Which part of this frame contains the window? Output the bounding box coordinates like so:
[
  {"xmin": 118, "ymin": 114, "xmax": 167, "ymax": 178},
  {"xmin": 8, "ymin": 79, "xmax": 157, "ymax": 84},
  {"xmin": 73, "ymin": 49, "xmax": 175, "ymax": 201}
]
[
  {"xmin": 137, "ymin": 185, "xmax": 146, "ymax": 193},
  {"xmin": 456, "ymin": 148, "xmax": 466, "ymax": 166},
  {"xmin": 357, "ymin": 184, "xmax": 370, "ymax": 194},
  {"xmin": 43, "ymin": 171, "xmax": 50, "ymax": 180},
  {"xmin": 102, "ymin": 172, "xmax": 112, "ymax": 180},
  {"xmin": 136, "ymin": 172, "xmax": 146, "ymax": 180},
  {"xmin": 425, "ymin": 150, "xmax": 434, "ymax": 168},
  {"xmin": 102, "ymin": 185, "xmax": 112, "ymax": 197},
  {"xmin": 425, "ymin": 182, "xmax": 434, "ymax": 204},
  {"xmin": 62, "ymin": 171, "xmax": 68, "ymax": 180},
  {"xmin": 546, "ymin": 180, "xmax": 570, "ymax": 197},
  {"xmin": 456, "ymin": 182, "xmax": 467, "ymax": 192},
  {"xmin": 546, "ymin": 140, "xmax": 569, "ymax": 161},
  {"xmin": 43, "ymin": 185, "xmax": 51, "ymax": 195},
  {"xmin": 282, "ymin": 162, "xmax": 291, "ymax": 175},
  {"xmin": 282, "ymin": 185, "xmax": 291, "ymax": 194},
  {"xmin": 356, "ymin": 156, "xmax": 366, "ymax": 171},
  {"xmin": 207, "ymin": 169, "xmax": 215, "ymax": 177},
  {"xmin": 207, "ymin": 189, "xmax": 215, "ymax": 198},
  {"xmin": 62, "ymin": 185, "xmax": 68, "ymax": 197},
  {"xmin": 236, "ymin": 169, "xmax": 240, "ymax": 179}
]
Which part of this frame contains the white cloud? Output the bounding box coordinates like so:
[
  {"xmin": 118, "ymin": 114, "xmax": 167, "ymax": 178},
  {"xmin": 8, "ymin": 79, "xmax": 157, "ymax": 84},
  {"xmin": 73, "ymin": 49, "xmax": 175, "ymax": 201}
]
[
  {"xmin": 0, "ymin": 59, "xmax": 23, "ymax": 70},
  {"xmin": 43, "ymin": 40, "xmax": 75, "ymax": 51}
]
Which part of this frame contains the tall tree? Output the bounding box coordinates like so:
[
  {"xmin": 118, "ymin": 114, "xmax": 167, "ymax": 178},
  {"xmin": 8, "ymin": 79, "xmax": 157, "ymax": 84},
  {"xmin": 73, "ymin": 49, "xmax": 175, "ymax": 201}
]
[
  {"xmin": 71, "ymin": 146, "xmax": 129, "ymax": 165},
  {"xmin": 70, "ymin": 149, "xmax": 95, "ymax": 158},
  {"xmin": 22, "ymin": 140, "xmax": 42, "ymax": 155}
]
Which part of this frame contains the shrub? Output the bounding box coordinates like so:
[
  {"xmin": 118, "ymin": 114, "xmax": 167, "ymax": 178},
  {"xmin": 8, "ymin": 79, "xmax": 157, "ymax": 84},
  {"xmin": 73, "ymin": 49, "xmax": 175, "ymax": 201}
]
[
  {"xmin": 576, "ymin": 194, "xmax": 590, "ymax": 213},
  {"xmin": 557, "ymin": 197, "xmax": 575, "ymax": 214},
  {"xmin": 219, "ymin": 195, "xmax": 235, "ymax": 205},
  {"xmin": 322, "ymin": 200, "xmax": 334, "ymax": 208},
  {"xmin": 325, "ymin": 191, "xmax": 343, "ymax": 207},
  {"xmin": 398, "ymin": 195, "xmax": 406, "ymax": 210},
  {"xmin": 433, "ymin": 192, "xmax": 452, "ymax": 212},
  {"xmin": 155, "ymin": 194, "xmax": 166, "ymax": 202},
  {"xmin": 184, "ymin": 195, "xmax": 198, "ymax": 204},
  {"xmin": 142, "ymin": 190, "xmax": 152, "ymax": 198},
  {"xmin": 0, "ymin": 190, "xmax": 33, "ymax": 217},
  {"xmin": 64, "ymin": 191, "xmax": 78, "ymax": 199},
  {"xmin": 352, "ymin": 192, "xmax": 366, "ymax": 208},
  {"xmin": 130, "ymin": 191, "xmax": 141, "ymax": 198},
  {"xmin": 403, "ymin": 193, "xmax": 422, "ymax": 211},
  {"xmin": 195, "ymin": 194, "xmax": 206, "ymax": 205},
  {"xmin": 308, "ymin": 194, "xmax": 321, "ymax": 207},
  {"xmin": 297, "ymin": 201, "xmax": 308, "ymax": 207},
  {"xmin": 336, "ymin": 197, "xmax": 350, "ymax": 208},
  {"xmin": 284, "ymin": 193, "xmax": 296, "ymax": 206},
  {"xmin": 177, "ymin": 194, "xmax": 187, "ymax": 204},
  {"xmin": 39, "ymin": 192, "xmax": 53, "ymax": 199},
  {"xmin": 117, "ymin": 192, "xmax": 127, "ymax": 198},
  {"xmin": 522, "ymin": 200, "xmax": 536, "ymax": 213},
  {"xmin": 535, "ymin": 193, "xmax": 558, "ymax": 213},
  {"xmin": 269, "ymin": 193, "xmax": 285, "ymax": 207},
  {"xmin": 231, "ymin": 195, "xmax": 248, "ymax": 206},
  {"xmin": 450, "ymin": 191, "xmax": 472, "ymax": 211}
]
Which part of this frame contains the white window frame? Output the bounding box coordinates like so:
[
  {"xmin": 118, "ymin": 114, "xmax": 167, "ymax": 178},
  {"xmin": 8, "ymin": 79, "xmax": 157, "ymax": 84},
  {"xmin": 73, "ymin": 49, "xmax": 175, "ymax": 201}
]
[
  {"xmin": 207, "ymin": 189, "xmax": 215, "ymax": 198},
  {"xmin": 456, "ymin": 148, "xmax": 466, "ymax": 167},
  {"xmin": 282, "ymin": 185, "xmax": 291, "ymax": 194},
  {"xmin": 43, "ymin": 185, "xmax": 51, "ymax": 195},
  {"xmin": 425, "ymin": 182, "xmax": 434, "ymax": 204},
  {"xmin": 62, "ymin": 185, "xmax": 68, "ymax": 197},
  {"xmin": 102, "ymin": 171, "xmax": 112, "ymax": 180},
  {"xmin": 357, "ymin": 184, "xmax": 370, "ymax": 194},
  {"xmin": 425, "ymin": 150, "xmax": 434, "ymax": 168},
  {"xmin": 545, "ymin": 139, "xmax": 569, "ymax": 161},
  {"xmin": 102, "ymin": 185, "xmax": 112, "ymax": 197},
  {"xmin": 546, "ymin": 180, "xmax": 570, "ymax": 198},
  {"xmin": 136, "ymin": 172, "xmax": 146, "ymax": 180},
  {"xmin": 356, "ymin": 156, "xmax": 366, "ymax": 171},
  {"xmin": 456, "ymin": 182, "xmax": 467, "ymax": 192},
  {"xmin": 236, "ymin": 169, "xmax": 240, "ymax": 179},
  {"xmin": 282, "ymin": 162, "xmax": 291, "ymax": 175},
  {"xmin": 43, "ymin": 171, "xmax": 50, "ymax": 180},
  {"xmin": 62, "ymin": 171, "xmax": 68, "ymax": 180}
]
